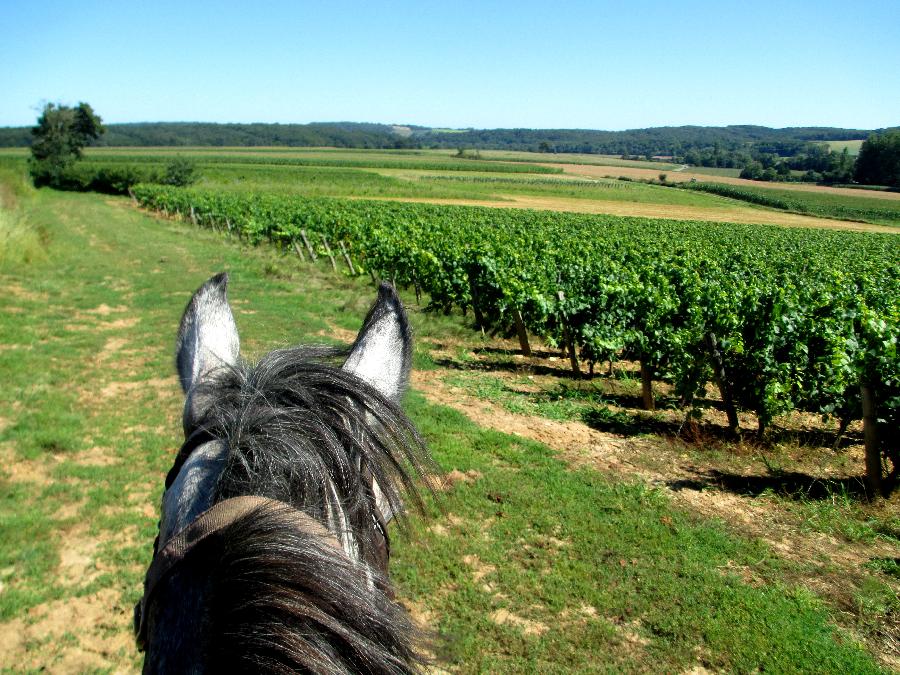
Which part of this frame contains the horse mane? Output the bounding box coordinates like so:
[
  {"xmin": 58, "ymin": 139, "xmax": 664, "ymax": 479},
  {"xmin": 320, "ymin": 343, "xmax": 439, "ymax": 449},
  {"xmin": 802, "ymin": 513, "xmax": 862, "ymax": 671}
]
[
  {"xmin": 145, "ymin": 345, "xmax": 435, "ymax": 673},
  {"xmin": 207, "ymin": 344, "xmax": 433, "ymax": 558}
]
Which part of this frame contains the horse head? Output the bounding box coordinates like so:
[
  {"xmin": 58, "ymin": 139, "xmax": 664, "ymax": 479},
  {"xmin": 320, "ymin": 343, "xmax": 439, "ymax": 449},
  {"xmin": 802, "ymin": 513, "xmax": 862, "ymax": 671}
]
[{"xmin": 138, "ymin": 273, "xmax": 433, "ymax": 673}]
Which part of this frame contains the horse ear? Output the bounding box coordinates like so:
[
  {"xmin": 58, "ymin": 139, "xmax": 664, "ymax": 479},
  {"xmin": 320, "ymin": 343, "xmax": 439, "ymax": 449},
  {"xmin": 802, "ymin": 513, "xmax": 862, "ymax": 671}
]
[
  {"xmin": 176, "ymin": 272, "xmax": 240, "ymax": 395},
  {"xmin": 343, "ymin": 283, "xmax": 412, "ymax": 401}
]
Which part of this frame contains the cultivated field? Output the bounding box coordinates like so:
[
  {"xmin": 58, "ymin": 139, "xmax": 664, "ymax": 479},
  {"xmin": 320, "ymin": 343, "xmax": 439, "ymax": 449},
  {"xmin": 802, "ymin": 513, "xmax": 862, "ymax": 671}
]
[
  {"xmin": 0, "ymin": 162, "xmax": 898, "ymax": 672},
  {"xmin": 3, "ymin": 146, "xmax": 896, "ymax": 230}
]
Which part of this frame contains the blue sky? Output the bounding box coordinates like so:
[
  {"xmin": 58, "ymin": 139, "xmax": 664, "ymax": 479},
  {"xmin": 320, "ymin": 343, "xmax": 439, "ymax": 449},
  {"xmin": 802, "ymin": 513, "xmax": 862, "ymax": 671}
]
[{"xmin": 1, "ymin": 1, "xmax": 898, "ymax": 130}]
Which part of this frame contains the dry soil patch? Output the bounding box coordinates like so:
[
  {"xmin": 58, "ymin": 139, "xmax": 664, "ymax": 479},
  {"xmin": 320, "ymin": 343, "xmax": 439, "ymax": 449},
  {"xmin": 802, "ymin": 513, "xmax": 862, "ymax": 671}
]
[{"xmin": 0, "ymin": 588, "xmax": 134, "ymax": 673}]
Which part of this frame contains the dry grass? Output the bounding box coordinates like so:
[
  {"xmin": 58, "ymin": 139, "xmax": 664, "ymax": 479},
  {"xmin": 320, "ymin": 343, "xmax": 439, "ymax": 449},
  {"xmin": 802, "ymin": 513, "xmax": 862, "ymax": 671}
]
[{"xmin": 546, "ymin": 162, "xmax": 900, "ymax": 201}]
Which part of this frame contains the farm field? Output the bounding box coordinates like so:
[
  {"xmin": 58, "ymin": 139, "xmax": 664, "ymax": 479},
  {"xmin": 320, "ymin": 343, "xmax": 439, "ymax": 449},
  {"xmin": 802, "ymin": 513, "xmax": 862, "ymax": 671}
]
[
  {"xmin": 821, "ymin": 139, "xmax": 866, "ymax": 156},
  {"xmin": 546, "ymin": 161, "xmax": 900, "ymax": 200},
  {"xmin": 1, "ymin": 169, "xmax": 898, "ymax": 672},
  {"xmin": 682, "ymin": 182, "xmax": 900, "ymax": 226},
  {"xmin": 4, "ymin": 146, "xmax": 897, "ymax": 230}
]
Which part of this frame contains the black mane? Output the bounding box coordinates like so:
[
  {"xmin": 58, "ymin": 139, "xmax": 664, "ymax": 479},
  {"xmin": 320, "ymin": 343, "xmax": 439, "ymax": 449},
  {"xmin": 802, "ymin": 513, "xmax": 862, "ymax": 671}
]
[
  {"xmin": 201, "ymin": 345, "xmax": 433, "ymax": 561},
  {"xmin": 145, "ymin": 345, "xmax": 436, "ymax": 674}
]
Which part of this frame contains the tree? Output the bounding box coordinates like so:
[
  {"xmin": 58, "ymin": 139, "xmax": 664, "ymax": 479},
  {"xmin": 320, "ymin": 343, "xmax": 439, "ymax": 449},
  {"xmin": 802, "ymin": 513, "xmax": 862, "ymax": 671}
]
[
  {"xmin": 30, "ymin": 102, "xmax": 104, "ymax": 187},
  {"xmin": 854, "ymin": 132, "xmax": 900, "ymax": 187}
]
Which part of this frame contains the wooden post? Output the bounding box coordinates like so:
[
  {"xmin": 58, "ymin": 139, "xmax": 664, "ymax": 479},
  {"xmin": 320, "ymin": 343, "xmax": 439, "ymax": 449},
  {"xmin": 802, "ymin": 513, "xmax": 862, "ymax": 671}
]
[
  {"xmin": 861, "ymin": 383, "xmax": 882, "ymax": 497},
  {"xmin": 705, "ymin": 332, "xmax": 740, "ymax": 435},
  {"xmin": 190, "ymin": 205, "xmax": 197, "ymax": 225},
  {"xmin": 226, "ymin": 218, "xmax": 233, "ymax": 233},
  {"xmin": 467, "ymin": 268, "xmax": 485, "ymax": 331},
  {"xmin": 291, "ymin": 239, "xmax": 306, "ymax": 262},
  {"xmin": 640, "ymin": 359, "xmax": 655, "ymax": 411},
  {"xmin": 338, "ymin": 240, "xmax": 356, "ymax": 275},
  {"xmin": 320, "ymin": 234, "xmax": 338, "ymax": 272},
  {"xmin": 300, "ymin": 230, "xmax": 317, "ymax": 260},
  {"xmin": 513, "ymin": 309, "xmax": 532, "ymax": 356},
  {"xmin": 557, "ymin": 290, "xmax": 580, "ymax": 377}
]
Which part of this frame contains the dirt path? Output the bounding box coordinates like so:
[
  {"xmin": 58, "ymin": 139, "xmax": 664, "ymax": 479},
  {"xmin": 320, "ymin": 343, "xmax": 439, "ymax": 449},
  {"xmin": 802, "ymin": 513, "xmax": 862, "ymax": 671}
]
[{"xmin": 410, "ymin": 369, "xmax": 900, "ymax": 668}]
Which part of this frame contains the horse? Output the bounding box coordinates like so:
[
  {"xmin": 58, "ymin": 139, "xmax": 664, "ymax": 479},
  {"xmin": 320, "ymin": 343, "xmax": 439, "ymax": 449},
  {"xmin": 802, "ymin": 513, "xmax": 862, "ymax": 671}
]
[{"xmin": 135, "ymin": 272, "xmax": 437, "ymax": 673}]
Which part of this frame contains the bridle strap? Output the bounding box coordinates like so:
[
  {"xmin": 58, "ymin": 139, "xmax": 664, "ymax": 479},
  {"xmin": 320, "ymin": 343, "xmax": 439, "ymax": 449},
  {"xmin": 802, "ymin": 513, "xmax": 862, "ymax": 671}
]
[{"xmin": 135, "ymin": 495, "xmax": 339, "ymax": 650}]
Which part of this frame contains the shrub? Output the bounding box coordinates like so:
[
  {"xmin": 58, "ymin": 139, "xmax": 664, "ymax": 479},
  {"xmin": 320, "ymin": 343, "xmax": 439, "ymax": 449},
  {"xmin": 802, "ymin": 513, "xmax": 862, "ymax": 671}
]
[{"xmin": 163, "ymin": 157, "xmax": 198, "ymax": 187}]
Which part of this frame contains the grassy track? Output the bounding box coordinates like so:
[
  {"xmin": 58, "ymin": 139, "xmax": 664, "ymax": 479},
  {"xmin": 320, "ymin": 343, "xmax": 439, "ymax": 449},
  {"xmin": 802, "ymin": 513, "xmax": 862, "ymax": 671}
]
[{"xmin": 0, "ymin": 179, "xmax": 891, "ymax": 672}]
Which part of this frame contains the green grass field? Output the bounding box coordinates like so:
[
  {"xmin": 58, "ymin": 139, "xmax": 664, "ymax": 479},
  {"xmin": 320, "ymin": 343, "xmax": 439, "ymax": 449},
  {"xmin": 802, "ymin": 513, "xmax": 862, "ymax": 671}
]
[
  {"xmin": 821, "ymin": 140, "xmax": 866, "ymax": 156},
  {"xmin": 465, "ymin": 149, "xmax": 681, "ymax": 171},
  {"xmin": 683, "ymin": 181, "xmax": 900, "ymax": 226},
  {"xmin": 682, "ymin": 166, "xmax": 743, "ymax": 178},
  {"xmin": 190, "ymin": 162, "xmax": 739, "ymax": 208},
  {"xmin": 0, "ymin": 169, "xmax": 897, "ymax": 672}
]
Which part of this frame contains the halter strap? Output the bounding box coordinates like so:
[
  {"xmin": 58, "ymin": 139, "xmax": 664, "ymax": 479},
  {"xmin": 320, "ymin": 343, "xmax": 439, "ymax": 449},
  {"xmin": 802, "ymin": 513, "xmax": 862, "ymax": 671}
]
[{"xmin": 135, "ymin": 495, "xmax": 339, "ymax": 650}]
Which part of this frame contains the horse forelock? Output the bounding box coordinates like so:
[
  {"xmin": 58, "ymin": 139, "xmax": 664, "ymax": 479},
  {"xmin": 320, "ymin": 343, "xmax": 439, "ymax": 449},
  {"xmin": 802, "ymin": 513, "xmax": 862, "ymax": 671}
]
[
  {"xmin": 192, "ymin": 345, "xmax": 433, "ymax": 557},
  {"xmin": 146, "ymin": 344, "xmax": 435, "ymax": 673}
]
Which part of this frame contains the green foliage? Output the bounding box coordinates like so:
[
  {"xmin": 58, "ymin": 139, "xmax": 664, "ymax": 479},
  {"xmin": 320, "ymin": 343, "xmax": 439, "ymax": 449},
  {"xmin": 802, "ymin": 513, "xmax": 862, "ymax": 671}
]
[
  {"xmin": 162, "ymin": 156, "xmax": 198, "ymax": 187},
  {"xmin": 855, "ymin": 132, "xmax": 900, "ymax": 187},
  {"xmin": 29, "ymin": 102, "xmax": 104, "ymax": 188},
  {"xmin": 131, "ymin": 184, "xmax": 900, "ymax": 463},
  {"xmin": 39, "ymin": 162, "xmax": 159, "ymax": 195}
]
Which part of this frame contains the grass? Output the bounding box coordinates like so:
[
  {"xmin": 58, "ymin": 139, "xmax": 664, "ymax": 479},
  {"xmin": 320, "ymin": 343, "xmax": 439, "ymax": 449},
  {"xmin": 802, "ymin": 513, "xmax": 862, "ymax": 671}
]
[
  {"xmin": 426, "ymin": 346, "xmax": 900, "ymax": 547},
  {"xmin": 467, "ymin": 149, "xmax": 682, "ymax": 171},
  {"xmin": 682, "ymin": 166, "xmax": 743, "ymax": 178},
  {"xmin": 682, "ymin": 181, "xmax": 900, "ymax": 226},
  {"xmin": 820, "ymin": 140, "xmax": 866, "ymax": 156},
  {"xmin": 0, "ymin": 161, "xmax": 45, "ymax": 267},
  {"xmin": 75, "ymin": 148, "xmax": 564, "ymax": 175},
  {"xmin": 0, "ymin": 181, "xmax": 894, "ymax": 672},
  {"xmin": 188, "ymin": 161, "xmax": 741, "ymax": 209}
]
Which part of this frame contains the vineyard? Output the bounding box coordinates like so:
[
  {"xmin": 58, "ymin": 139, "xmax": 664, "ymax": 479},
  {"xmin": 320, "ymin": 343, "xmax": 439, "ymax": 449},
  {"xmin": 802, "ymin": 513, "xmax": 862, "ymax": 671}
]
[
  {"xmin": 131, "ymin": 184, "xmax": 900, "ymax": 492},
  {"xmin": 79, "ymin": 151, "xmax": 564, "ymax": 175}
]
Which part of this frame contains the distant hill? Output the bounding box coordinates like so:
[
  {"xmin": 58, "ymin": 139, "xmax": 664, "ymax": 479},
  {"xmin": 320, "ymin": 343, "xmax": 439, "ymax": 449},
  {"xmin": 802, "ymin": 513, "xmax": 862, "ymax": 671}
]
[
  {"xmin": 414, "ymin": 125, "xmax": 884, "ymax": 156},
  {"xmin": 1, "ymin": 121, "xmax": 895, "ymax": 158},
  {"xmin": 0, "ymin": 121, "xmax": 410, "ymax": 149}
]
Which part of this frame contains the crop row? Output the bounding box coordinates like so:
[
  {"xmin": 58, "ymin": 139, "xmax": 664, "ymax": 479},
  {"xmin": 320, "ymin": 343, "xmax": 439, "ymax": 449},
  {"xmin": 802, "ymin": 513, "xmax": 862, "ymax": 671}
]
[
  {"xmin": 131, "ymin": 184, "xmax": 899, "ymax": 488},
  {"xmin": 85, "ymin": 153, "xmax": 562, "ymax": 175}
]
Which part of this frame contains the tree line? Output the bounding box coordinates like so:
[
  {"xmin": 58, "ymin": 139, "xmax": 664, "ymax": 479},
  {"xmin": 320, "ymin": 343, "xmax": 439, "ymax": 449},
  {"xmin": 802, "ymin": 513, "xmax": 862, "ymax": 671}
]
[{"xmin": 14, "ymin": 103, "xmax": 900, "ymax": 188}]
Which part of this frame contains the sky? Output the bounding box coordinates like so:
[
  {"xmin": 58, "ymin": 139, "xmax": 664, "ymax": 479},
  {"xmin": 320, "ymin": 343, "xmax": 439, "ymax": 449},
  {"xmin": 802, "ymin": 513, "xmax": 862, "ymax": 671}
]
[{"xmin": 1, "ymin": 0, "xmax": 898, "ymax": 131}]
